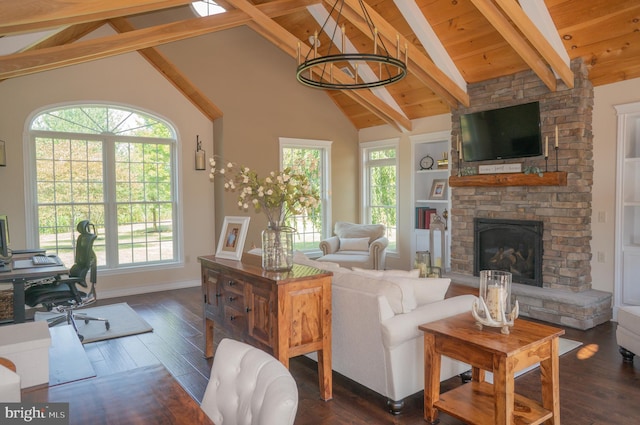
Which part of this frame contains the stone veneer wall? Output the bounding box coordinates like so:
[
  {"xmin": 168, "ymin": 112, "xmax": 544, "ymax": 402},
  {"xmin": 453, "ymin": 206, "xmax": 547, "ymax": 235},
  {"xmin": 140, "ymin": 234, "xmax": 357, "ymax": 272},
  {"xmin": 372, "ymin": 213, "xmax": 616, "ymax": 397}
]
[{"xmin": 448, "ymin": 59, "xmax": 612, "ymax": 329}]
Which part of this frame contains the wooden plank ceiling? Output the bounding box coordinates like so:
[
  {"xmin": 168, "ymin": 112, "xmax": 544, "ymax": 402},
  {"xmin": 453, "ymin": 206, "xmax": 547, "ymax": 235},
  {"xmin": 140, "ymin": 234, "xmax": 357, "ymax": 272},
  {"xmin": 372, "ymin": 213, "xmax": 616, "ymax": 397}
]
[{"xmin": 1, "ymin": 0, "xmax": 639, "ymax": 131}]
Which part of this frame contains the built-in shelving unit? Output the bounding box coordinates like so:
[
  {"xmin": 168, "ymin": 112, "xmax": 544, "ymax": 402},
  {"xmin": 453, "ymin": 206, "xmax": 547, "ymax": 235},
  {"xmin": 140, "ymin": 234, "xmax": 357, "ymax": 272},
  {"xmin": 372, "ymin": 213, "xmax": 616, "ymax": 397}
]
[
  {"xmin": 449, "ymin": 171, "xmax": 567, "ymax": 187},
  {"xmin": 411, "ymin": 131, "xmax": 451, "ymax": 270},
  {"xmin": 615, "ymin": 102, "xmax": 640, "ymax": 307}
]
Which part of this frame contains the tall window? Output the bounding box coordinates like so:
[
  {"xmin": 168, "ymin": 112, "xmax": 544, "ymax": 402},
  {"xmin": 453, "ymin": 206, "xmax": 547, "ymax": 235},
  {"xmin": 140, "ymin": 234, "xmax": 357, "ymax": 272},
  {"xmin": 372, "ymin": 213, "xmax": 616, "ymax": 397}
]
[
  {"xmin": 362, "ymin": 141, "xmax": 398, "ymax": 251},
  {"xmin": 280, "ymin": 138, "xmax": 331, "ymax": 253},
  {"xmin": 28, "ymin": 104, "xmax": 178, "ymax": 269}
]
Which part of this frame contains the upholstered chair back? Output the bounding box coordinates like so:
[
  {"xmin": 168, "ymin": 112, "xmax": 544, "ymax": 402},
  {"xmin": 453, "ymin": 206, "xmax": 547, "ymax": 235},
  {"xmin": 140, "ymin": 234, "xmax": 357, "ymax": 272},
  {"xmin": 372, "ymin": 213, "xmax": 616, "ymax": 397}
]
[{"xmin": 201, "ymin": 338, "xmax": 299, "ymax": 425}]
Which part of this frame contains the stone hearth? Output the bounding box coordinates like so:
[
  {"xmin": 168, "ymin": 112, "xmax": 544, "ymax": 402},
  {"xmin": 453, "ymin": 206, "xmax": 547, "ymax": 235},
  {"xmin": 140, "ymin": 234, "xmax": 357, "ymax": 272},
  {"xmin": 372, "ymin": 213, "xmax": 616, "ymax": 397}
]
[{"xmin": 448, "ymin": 59, "xmax": 612, "ymax": 330}]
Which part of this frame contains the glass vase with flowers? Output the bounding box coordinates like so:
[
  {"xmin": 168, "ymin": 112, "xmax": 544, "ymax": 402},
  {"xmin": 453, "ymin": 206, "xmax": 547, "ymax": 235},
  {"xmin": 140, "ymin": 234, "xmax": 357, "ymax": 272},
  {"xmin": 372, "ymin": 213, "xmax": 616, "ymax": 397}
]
[{"xmin": 209, "ymin": 158, "xmax": 319, "ymax": 271}]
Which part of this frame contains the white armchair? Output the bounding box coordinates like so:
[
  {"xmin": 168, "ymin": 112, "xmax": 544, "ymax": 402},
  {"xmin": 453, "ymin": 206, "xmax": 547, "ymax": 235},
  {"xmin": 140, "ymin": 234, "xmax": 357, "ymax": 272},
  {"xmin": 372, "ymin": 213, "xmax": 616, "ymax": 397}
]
[
  {"xmin": 317, "ymin": 222, "xmax": 388, "ymax": 270},
  {"xmin": 201, "ymin": 338, "xmax": 299, "ymax": 425}
]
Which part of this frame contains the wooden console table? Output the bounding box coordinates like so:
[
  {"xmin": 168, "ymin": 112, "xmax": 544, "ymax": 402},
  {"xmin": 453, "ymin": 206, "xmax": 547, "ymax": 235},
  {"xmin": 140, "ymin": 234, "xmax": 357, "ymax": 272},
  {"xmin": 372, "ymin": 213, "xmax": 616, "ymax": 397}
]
[
  {"xmin": 198, "ymin": 254, "xmax": 333, "ymax": 400},
  {"xmin": 420, "ymin": 313, "xmax": 564, "ymax": 425}
]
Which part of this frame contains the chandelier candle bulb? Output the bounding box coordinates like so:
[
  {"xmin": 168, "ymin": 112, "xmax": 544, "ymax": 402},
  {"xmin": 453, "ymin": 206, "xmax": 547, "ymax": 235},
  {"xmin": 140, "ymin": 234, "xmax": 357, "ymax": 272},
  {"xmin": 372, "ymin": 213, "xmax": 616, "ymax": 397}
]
[
  {"xmin": 342, "ymin": 25, "xmax": 346, "ymax": 52},
  {"xmin": 374, "ymin": 28, "xmax": 378, "ymax": 55},
  {"xmin": 555, "ymin": 125, "xmax": 559, "ymax": 148}
]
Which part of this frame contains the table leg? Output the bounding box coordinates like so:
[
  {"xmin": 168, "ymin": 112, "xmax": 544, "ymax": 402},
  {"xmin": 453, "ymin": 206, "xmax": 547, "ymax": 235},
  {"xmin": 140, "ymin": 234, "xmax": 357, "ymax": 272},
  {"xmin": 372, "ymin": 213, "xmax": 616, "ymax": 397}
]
[
  {"xmin": 492, "ymin": 355, "xmax": 514, "ymax": 425},
  {"xmin": 204, "ymin": 317, "xmax": 214, "ymax": 358},
  {"xmin": 540, "ymin": 337, "xmax": 561, "ymax": 424},
  {"xmin": 423, "ymin": 333, "xmax": 441, "ymax": 424},
  {"xmin": 316, "ymin": 348, "xmax": 333, "ymax": 401},
  {"xmin": 12, "ymin": 280, "xmax": 25, "ymax": 323}
]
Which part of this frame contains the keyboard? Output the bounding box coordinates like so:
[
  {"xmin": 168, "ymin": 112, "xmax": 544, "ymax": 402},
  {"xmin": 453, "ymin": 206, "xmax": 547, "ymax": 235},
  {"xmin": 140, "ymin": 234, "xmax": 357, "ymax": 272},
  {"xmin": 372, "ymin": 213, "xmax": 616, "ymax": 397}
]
[{"xmin": 32, "ymin": 255, "xmax": 59, "ymax": 266}]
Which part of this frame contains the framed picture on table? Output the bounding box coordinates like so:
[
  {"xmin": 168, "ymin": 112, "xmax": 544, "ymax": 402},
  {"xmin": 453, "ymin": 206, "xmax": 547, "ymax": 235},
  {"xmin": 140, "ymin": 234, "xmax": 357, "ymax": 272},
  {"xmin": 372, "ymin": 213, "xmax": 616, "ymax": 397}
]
[
  {"xmin": 430, "ymin": 179, "xmax": 448, "ymax": 200},
  {"xmin": 215, "ymin": 216, "xmax": 250, "ymax": 260}
]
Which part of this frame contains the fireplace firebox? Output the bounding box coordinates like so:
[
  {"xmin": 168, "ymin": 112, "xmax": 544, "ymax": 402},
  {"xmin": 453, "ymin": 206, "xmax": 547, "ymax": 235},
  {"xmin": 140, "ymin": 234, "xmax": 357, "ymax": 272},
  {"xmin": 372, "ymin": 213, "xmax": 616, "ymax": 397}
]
[{"xmin": 474, "ymin": 218, "xmax": 543, "ymax": 287}]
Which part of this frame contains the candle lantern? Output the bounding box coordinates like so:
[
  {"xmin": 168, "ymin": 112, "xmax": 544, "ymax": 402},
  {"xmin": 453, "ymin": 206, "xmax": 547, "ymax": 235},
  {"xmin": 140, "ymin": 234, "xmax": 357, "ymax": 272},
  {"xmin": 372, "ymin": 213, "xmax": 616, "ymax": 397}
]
[
  {"xmin": 414, "ymin": 250, "xmax": 431, "ymax": 278},
  {"xmin": 472, "ymin": 270, "xmax": 519, "ymax": 334}
]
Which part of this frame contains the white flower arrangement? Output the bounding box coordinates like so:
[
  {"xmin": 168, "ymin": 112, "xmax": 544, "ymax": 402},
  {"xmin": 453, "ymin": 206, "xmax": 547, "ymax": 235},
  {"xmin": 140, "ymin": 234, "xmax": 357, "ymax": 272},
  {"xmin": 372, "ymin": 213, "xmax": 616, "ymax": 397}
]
[{"xmin": 209, "ymin": 157, "xmax": 320, "ymax": 227}]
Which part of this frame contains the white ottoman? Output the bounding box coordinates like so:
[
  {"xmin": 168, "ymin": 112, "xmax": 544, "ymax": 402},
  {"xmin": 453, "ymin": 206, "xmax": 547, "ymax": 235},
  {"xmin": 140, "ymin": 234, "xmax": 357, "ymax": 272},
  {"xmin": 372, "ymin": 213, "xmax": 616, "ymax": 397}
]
[
  {"xmin": 0, "ymin": 321, "xmax": 51, "ymax": 388},
  {"xmin": 616, "ymin": 306, "xmax": 640, "ymax": 363},
  {"xmin": 0, "ymin": 363, "xmax": 21, "ymax": 402}
]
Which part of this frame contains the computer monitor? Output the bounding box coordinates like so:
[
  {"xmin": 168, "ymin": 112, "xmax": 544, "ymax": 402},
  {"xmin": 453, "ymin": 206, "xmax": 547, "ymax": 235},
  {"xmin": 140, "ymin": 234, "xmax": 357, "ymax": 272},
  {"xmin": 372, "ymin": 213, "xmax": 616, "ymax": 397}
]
[{"xmin": 0, "ymin": 215, "xmax": 9, "ymax": 260}]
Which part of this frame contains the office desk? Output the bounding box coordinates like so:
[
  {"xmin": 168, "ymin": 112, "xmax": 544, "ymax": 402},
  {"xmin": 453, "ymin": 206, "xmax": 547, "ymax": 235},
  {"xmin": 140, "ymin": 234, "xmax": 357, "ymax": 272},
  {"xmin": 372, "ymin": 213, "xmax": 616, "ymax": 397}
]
[{"xmin": 0, "ymin": 259, "xmax": 67, "ymax": 323}]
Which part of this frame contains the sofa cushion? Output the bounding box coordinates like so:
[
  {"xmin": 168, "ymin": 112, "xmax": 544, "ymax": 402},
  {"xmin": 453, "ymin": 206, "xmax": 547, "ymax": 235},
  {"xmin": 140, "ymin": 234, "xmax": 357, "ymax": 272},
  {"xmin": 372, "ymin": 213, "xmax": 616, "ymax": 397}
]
[
  {"xmin": 351, "ymin": 268, "xmax": 421, "ymax": 278},
  {"xmin": 293, "ymin": 251, "xmax": 349, "ymax": 272},
  {"xmin": 334, "ymin": 222, "xmax": 385, "ymax": 244},
  {"xmin": 331, "ymin": 270, "xmax": 418, "ymax": 314},
  {"xmin": 339, "ymin": 237, "xmax": 370, "ymax": 251},
  {"xmin": 409, "ymin": 277, "xmax": 451, "ymax": 305}
]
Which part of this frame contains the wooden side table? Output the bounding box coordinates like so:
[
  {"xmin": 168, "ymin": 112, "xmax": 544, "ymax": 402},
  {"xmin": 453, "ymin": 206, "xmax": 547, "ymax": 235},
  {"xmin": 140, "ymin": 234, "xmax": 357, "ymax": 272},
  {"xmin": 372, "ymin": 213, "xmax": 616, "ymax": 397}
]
[{"xmin": 420, "ymin": 313, "xmax": 565, "ymax": 425}]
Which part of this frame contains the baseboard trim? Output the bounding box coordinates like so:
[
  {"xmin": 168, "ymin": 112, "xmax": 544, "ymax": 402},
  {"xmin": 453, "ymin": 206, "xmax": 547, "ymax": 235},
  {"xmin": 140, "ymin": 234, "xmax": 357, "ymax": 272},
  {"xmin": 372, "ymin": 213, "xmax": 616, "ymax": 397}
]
[{"xmin": 98, "ymin": 279, "xmax": 200, "ymax": 299}]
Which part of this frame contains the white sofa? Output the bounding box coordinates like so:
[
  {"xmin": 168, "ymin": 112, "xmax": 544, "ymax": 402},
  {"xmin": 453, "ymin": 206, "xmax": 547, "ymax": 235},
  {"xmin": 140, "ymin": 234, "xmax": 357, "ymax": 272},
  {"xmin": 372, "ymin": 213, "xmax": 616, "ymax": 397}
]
[{"xmin": 295, "ymin": 253, "xmax": 476, "ymax": 413}]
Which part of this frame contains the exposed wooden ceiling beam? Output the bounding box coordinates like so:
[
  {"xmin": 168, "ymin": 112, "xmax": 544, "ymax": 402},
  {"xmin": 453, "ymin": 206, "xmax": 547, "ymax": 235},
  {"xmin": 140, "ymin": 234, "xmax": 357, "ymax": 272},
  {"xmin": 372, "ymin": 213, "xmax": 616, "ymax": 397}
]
[
  {"xmin": 109, "ymin": 17, "xmax": 223, "ymax": 121},
  {"xmin": 470, "ymin": 0, "xmax": 557, "ymax": 91},
  {"xmin": 335, "ymin": 0, "xmax": 468, "ymax": 108},
  {"xmin": 494, "ymin": 0, "xmax": 573, "ymax": 88},
  {"xmin": 392, "ymin": 0, "xmax": 467, "ymax": 94},
  {"xmin": 19, "ymin": 21, "xmax": 106, "ymax": 52},
  {"xmin": 228, "ymin": 0, "xmax": 411, "ymax": 131},
  {"xmin": 0, "ymin": 0, "xmax": 194, "ymax": 36},
  {"xmin": 0, "ymin": 0, "xmax": 317, "ymax": 80}
]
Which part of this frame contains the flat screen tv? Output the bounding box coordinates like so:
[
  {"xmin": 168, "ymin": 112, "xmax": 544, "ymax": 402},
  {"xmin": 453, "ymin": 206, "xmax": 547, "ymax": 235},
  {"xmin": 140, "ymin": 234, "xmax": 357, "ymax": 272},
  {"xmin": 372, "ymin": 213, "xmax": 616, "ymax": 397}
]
[{"xmin": 460, "ymin": 102, "xmax": 542, "ymax": 162}]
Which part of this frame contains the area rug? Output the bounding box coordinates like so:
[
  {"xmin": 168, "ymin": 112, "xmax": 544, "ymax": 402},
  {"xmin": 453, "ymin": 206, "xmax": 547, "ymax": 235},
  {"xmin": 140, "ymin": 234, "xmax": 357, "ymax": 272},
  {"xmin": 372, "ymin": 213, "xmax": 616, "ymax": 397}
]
[
  {"xmin": 35, "ymin": 302, "xmax": 153, "ymax": 344},
  {"xmin": 484, "ymin": 337, "xmax": 582, "ymax": 383}
]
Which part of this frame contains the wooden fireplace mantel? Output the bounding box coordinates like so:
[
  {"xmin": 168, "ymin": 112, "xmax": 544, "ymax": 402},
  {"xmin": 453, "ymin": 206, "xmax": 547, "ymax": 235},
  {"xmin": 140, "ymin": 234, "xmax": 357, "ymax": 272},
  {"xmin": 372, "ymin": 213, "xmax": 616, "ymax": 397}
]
[{"xmin": 449, "ymin": 171, "xmax": 567, "ymax": 187}]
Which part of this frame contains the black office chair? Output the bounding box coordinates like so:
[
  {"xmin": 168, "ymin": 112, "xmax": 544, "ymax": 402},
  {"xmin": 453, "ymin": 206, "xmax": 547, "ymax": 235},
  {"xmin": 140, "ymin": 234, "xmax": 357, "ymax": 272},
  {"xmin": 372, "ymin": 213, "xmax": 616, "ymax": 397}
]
[{"xmin": 25, "ymin": 220, "xmax": 109, "ymax": 341}]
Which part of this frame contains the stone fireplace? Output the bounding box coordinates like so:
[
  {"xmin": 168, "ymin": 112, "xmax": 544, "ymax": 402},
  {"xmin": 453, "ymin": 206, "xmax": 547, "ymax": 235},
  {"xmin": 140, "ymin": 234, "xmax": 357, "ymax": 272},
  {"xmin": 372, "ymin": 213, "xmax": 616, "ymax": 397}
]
[
  {"xmin": 446, "ymin": 59, "xmax": 612, "ymax": 330},
  {"xmin": 474, "ymin": 218, "xmax": 543, "ymax": 287}
]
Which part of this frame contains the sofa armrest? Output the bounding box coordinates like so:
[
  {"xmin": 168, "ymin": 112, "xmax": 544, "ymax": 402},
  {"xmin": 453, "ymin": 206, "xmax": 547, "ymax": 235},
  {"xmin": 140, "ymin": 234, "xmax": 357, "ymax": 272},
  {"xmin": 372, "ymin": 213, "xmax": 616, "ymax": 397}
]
[
  {"xmin": 380, "ymin": 294, "xmax": 477, "ymax": 349},
  {"xmin": 369, "ymin": 236, "xmax": 389, "ymax": 270},
  {"xmin": 319, "ymin": 236, "xmax": 340, "ymax": 255}
]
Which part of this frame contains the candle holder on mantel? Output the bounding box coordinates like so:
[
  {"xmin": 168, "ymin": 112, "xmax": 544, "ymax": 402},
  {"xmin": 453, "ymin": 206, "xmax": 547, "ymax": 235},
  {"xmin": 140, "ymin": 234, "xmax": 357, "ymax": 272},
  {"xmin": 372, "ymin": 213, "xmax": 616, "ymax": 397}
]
[{"xmin": 471, "ymin": 270, "xmax": 519, "ymax": 334}]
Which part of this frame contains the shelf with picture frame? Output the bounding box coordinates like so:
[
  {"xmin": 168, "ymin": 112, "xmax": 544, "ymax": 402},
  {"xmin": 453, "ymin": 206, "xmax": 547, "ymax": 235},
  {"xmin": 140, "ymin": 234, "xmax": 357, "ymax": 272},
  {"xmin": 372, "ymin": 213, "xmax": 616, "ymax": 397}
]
[{"xmin": 411, "ymin": 131, "xmax": 451, "ymax": 271}]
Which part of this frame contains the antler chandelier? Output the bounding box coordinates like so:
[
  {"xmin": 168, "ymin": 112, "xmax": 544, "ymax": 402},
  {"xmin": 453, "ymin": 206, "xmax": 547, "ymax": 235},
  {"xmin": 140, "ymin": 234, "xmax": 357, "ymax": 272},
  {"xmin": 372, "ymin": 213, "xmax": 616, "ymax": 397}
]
[{"xmin": 296, "ymin": 0, "xmax": 407, "ymax": 90}]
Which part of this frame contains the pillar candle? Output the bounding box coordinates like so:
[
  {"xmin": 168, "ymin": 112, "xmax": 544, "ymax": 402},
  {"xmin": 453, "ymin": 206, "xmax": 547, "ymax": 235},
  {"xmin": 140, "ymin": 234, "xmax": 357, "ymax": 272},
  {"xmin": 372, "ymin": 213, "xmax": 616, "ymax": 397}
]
[
  {"xmin": 545, "ymin": 136, "xmax": 548, "ymax": 157},
  {"xmin": 486, "ymin": 284, "xmax": 504, "ymax": 321}
]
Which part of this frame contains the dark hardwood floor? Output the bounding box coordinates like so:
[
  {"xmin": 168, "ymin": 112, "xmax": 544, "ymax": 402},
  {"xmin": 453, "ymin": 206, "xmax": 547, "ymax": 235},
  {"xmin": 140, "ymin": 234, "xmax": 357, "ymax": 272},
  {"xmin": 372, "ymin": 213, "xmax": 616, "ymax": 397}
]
[{"xmin": 32, "ymin": 285, "xmax": 640, "ymax": 425}]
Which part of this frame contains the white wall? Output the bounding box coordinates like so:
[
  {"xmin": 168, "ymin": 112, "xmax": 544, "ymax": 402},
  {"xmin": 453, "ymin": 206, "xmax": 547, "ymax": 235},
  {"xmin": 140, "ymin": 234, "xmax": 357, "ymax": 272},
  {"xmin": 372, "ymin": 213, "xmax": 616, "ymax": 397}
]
[{"xmin": 592, "ymin": 78, "xmax": 640, "ymax": 294}]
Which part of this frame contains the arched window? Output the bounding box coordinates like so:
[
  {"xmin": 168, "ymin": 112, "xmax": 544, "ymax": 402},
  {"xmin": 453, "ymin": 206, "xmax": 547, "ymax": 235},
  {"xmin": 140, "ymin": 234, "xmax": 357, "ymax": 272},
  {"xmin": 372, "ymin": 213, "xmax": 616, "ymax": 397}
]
[{"xmin": 28, "ymin": 104, "xmax": 178, "ymax": 269}]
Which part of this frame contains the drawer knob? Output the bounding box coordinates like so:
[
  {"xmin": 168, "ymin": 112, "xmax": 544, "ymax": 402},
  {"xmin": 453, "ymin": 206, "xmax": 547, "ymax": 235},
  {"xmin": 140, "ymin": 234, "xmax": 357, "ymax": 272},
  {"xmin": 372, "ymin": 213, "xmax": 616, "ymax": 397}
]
[
  {"xmin": 228, "ymin": 280, "xmax": 236, "ymax": 286},
  {"xmin": 229, "ymin": 296, "xmax": 237, "ymax": 302},
  {"xmin": 245, "ymin": 307, "xmax": 252, "ymax": 313},
  {"xmin": 229, "ymin": 315, "xmax": 236, "ymax": 321},
  {"xmin": 215, "ymin": 292, "xmax": 222, "ymax": 298}
]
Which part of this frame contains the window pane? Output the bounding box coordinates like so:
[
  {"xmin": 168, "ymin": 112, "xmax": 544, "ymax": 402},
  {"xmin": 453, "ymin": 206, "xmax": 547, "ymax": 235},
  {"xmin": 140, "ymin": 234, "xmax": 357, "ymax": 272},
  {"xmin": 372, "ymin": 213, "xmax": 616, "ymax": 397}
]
[
  {"xmin": 32, "ymin": 105, "xmax": 176, "ymax": 269},
  {"xmin": 282, "ymin": 146, "xmax": 324, "ymax": 251},
  {"xmin": 364, "ymin": 145, "xmax": 398, "ymax": 251}
]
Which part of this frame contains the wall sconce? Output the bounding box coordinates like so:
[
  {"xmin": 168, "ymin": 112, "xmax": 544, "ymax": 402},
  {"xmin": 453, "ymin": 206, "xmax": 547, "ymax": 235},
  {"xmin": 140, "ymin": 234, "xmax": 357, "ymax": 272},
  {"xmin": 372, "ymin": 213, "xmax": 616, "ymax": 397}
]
[
  {"xmin": 0, "ymin": 140, "xmax": 6, "ymax": 167},
  {"xmin": 195, "ymin": 135, "xmax": 205, "ymax": 171}
]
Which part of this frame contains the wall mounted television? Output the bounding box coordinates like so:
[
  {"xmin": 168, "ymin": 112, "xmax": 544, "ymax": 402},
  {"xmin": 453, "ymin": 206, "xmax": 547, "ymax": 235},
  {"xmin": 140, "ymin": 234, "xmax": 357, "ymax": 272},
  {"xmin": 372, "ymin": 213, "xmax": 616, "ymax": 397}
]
[{"xmin": 460, "ymin": 101, "xmax": 542, "ymax": 162}]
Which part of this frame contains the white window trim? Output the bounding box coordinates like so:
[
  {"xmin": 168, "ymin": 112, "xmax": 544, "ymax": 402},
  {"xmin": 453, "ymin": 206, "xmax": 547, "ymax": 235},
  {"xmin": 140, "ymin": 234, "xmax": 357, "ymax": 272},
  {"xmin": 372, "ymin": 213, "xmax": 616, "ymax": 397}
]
[
  {"xmin": 360, "ymin": 138, "xmax": 399, "ymax": 253},
  {"xmin": 23, "ymin": 103, "xmax": 183, "ymax": 272}
]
